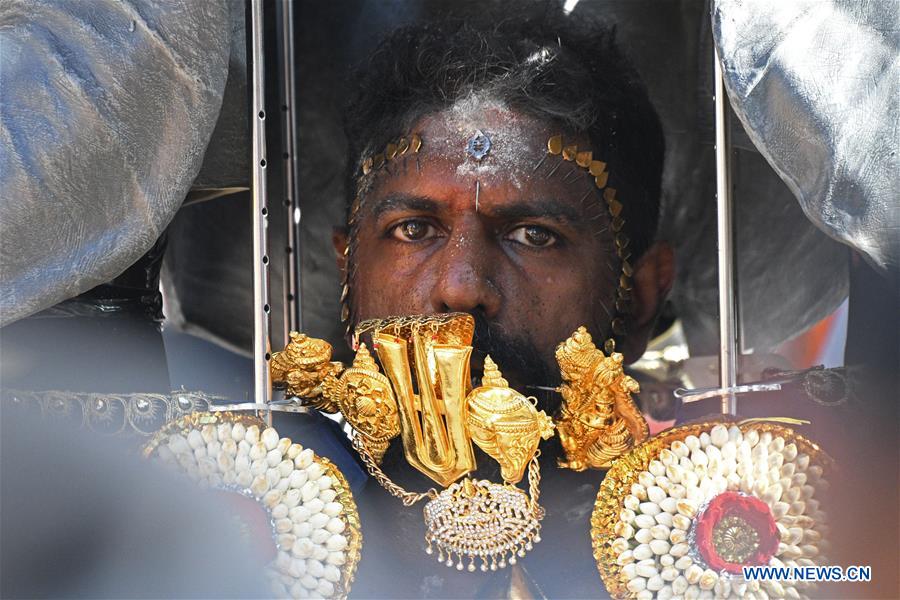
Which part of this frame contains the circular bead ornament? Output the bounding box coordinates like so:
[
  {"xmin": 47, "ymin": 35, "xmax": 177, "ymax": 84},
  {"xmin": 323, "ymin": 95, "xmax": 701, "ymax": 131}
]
[
  {"xmin": 144, "ymin": 412, "xmax": 362, "ymax": 599},
  {"xmin": 591, "ymin": 420, "xmax": 832, "ymax": 599}
]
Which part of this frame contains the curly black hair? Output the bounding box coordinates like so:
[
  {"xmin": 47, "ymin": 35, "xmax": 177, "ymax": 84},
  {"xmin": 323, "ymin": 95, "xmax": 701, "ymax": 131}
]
[{"xmin": 344, "ymin": 8, "xmax": 665, "ymax": 259}]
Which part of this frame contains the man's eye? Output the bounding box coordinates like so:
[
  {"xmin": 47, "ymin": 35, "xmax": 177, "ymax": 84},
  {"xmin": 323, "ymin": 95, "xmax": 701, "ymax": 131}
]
[
  {"xmin": 506, "ymin": 225, "xmax": 558, "ymax": 248},
  {"xmin": 389, "ymin": 220, "xmax": 438, "ymax": 242}
]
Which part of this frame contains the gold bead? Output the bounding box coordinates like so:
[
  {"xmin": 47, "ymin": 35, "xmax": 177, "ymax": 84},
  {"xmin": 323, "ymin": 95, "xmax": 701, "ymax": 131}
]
[
  {"xmin": 612, "ymin": 217, "xmax": 625, "ymax": 232},
  {"xmin": 594, "ymin": 172, "xmax": 609, "ymax": 188},
  {"xmin": 340, "ymin": 284, "xmax": 349, "ymax": 302},
  {"xmin": 410, "ymin": 134, "xmax": 423, "ymax": 153},
  {"xmin": 589, "ymin": 160, "xmax": 607, "ymax": 177},
  {"xmin": 373, "ymin": 153, "xmax": 385, "ymax": 169},
  {"xmin": 340, "ymin": 304, "xmax": 350, "ymax": 323},
  {"xmin": 362, "ymin": 157, "xmax": 373, "ymax": 175},
  {"xmin": 397, "ymin": 137, "xmax": 410, "ymax": 154},
  {"xmin": 622, "ymin": 260, "xmax": 633, "ymax": 277},
  {"xmin": 547, "ymin": 135, "xmax": 563, "ymax": 155},
  {"xmin": 619, "ymin": 274, "xmax": 633, "ymax": 291},
  {"xmin": 576, "ymin": 150, "xmax": 593, "ymax": 168},
  {"xmin": 607, "ymin": 198, "xmax": 623, "ymax": 217},
  {"xmin": 562, "ymin": 145, "xmax": 577, "ymax": 161},
  {"xmin": 603, "ymin": 187, "xmax": 617, "ymax": 202},
  {"xmin": 385, "ymin": 143, "xmax": 398, "ymax": 160},
  {"xmin": 615, "ymin": 233, "xmax": 630, "ymax": 249}
]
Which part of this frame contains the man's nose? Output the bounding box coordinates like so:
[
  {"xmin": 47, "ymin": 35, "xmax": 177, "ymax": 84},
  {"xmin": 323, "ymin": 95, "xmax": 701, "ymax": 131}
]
[{"xmin": 429, "ymin": 230, "xmax": 502, "ymax": 318}]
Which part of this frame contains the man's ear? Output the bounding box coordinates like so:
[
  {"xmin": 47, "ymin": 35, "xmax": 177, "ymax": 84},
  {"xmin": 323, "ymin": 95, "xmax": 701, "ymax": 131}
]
[
  {"xmin": 621, "ymin": 241, "xmax": 676, "ymax": 363},
  {"xmin": 332, "ymin": 227, "xmax": 349, "ymax": 274}
]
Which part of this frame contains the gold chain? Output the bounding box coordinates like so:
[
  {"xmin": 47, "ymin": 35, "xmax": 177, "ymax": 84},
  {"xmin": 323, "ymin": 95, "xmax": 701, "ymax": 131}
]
[
  {"xmin": 527, "ymin": 452, "xmax": 542, "ymax": 513},
  {"xmin": 352, "ymin": 435, "xmax": 435, "ymax": 506}
]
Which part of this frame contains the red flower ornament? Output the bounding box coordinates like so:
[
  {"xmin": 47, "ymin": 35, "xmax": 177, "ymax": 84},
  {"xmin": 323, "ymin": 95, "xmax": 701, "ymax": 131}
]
[{"xmin": 694, "ymin": 491, "xmax": 779, "ymax": 573}]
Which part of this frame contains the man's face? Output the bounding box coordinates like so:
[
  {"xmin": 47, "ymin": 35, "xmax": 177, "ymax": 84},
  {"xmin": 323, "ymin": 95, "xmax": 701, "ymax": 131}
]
[{"xmin": 336, "ymin": 100, "xmax": 665, "ymax": 394}]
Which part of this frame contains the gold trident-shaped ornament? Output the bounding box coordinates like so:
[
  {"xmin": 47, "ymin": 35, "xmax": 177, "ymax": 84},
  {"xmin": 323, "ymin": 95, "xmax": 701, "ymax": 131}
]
[{"xmin": 372, "ymin": 320, "xmax": 476, "ymax": 487}]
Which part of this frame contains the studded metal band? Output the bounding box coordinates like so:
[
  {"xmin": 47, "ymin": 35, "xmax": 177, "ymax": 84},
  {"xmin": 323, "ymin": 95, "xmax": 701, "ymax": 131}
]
[{"xmin": 2, "ymin": 388, "xmax": 226, "ymax": 437}]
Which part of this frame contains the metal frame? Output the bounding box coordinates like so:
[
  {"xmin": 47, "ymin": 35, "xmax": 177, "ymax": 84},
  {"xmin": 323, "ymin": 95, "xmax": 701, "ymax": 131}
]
[
  {"xmin": 250, "ymin": 0, "xmax": 272, "ymax": 421},
  {"xmin": 246, "ymin": 5, "xmax": 744, "ymax": 418},
  {"xmin": 278, "ymin": 0, "xmax": 303, "ymax": 338},
  {"xmin": 714, "ymin": 47, "xmax": 739, "ymax": 416}
]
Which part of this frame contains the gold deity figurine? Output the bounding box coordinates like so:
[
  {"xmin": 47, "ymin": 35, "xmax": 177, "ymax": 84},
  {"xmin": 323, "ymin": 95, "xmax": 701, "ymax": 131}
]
[
  {"xmin": 322, "ymin": 343, "xmax": 400, "ymax": 463},
  {"xmin": 270, "ymin": 331, "xmax": 343, "ymax": 411},
  {"xmin": 466, "ymin": 356, "xmax": 555, "ymax": 484},
  {"xmin": 554, "ymin": 327, "xmax": 649, "ymax": 471}
]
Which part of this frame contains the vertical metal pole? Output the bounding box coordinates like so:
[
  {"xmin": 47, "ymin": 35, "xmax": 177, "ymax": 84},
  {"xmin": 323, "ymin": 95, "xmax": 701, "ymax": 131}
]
[
  {"xmin": 279, "ymin": 0, "xmax": 302, "ymax": 337},
  {"xmin": 250, "ymin": 0, "xmax": 272, "ymax": 423},
  {"xmin": 714, "ymin": 48, "xmax": 738, "ymax": 416}
]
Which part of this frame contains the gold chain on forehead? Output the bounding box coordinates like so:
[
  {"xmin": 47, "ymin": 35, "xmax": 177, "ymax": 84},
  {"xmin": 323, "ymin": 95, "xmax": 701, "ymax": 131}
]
[{"xmin": 341, "ymin": 132, "xmax": 633, "ymax": 345}]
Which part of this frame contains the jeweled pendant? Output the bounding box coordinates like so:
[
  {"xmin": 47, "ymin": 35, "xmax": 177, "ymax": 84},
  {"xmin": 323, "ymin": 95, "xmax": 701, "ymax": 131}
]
[{"xmin": 423, "ymin": 475, "xmax": 544, "ymax": 571}]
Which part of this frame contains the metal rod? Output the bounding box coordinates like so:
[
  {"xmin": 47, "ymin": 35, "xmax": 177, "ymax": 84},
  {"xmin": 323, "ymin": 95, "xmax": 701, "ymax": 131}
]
[
  {"xmin": 250, "ymin": 0, "xmax": 272, "ymax": 423},
  {"xmin": 714, "ymin": 47, "xmax": 738, "ymax": 416},
  {"xmin": 674, "ymin": 383, "xmax": 783, "ymax": 403},
  {"xmin": 279, "ymin": 0, "xmax": 302, "ymax": 337}
]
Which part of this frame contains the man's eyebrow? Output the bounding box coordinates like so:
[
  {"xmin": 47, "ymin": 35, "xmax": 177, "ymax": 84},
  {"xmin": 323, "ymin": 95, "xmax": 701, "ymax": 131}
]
[
  {"xmin": 369, "ymin": 193, "xmax": 441, "ymax": 219},
  {"xmin": 487, "ymin": 199, "xmax": 584, "ymax": 224},
  {"xmin": 367, "ymin": 193, "xmax": 584, "ymax": 224}
]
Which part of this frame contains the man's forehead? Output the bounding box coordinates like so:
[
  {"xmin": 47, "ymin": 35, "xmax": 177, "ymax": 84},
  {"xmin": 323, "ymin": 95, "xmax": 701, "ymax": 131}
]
[
  {"xmin": 356, "ymin": 96, "xmax": 599, "ymax": 220},
  {"xmin": 412, "ymin": 97, "xmax": 558, "ymax": 190},
  {"xmin": 416, "ymin": 96, "xmax": 550, "ymax": 143}
]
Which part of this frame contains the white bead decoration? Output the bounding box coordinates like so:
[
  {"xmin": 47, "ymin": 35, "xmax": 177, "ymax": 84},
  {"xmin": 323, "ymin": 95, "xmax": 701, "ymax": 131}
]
[
  {"xmin": 147, "ymin": 417, "xmax": 360, "ymax": 599},
  {"xmin": 601, "ymin": 423, "xmax": 830, "ymax": 599}
]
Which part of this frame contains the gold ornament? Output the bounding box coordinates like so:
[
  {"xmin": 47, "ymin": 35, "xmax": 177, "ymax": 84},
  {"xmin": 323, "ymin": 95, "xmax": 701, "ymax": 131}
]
[
  {"xmin": 466, "ymin": 356, "xmax": 555, "ymax": 484},
  {"xmin": 538, "ymin": 135, "xmax": 633, "ymax": 342},
  {"xmin": 270, "ymin": 331, "xmax": 343, "ymax": 412},
  {"xmin": 339, "ymin": 313, "xmax": 548, "ymax": 571},
  {"xmin": 323, "ymin": 343, "xmax": 400, "ymax": 463},
  {"xmin": 554, "ymin": 327, "xmax": 649, "ymax": 471},
  {"xmin": 424, "ymin": 467, "xmax": 544, "ymax": 573},
  {"xmin": 370, "ymin": 317, "xmax": 476, "ymax": 488}
]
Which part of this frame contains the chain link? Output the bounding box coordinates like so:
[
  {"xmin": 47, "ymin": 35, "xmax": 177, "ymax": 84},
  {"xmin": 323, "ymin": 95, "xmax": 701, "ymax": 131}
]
[
  {"xmin": 351, "ymin": 435, "xmax": 434, "ymax": 506},
  {"xmin": 527, "ymin": 451, "xmax": 542, "ymax": 514}
]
